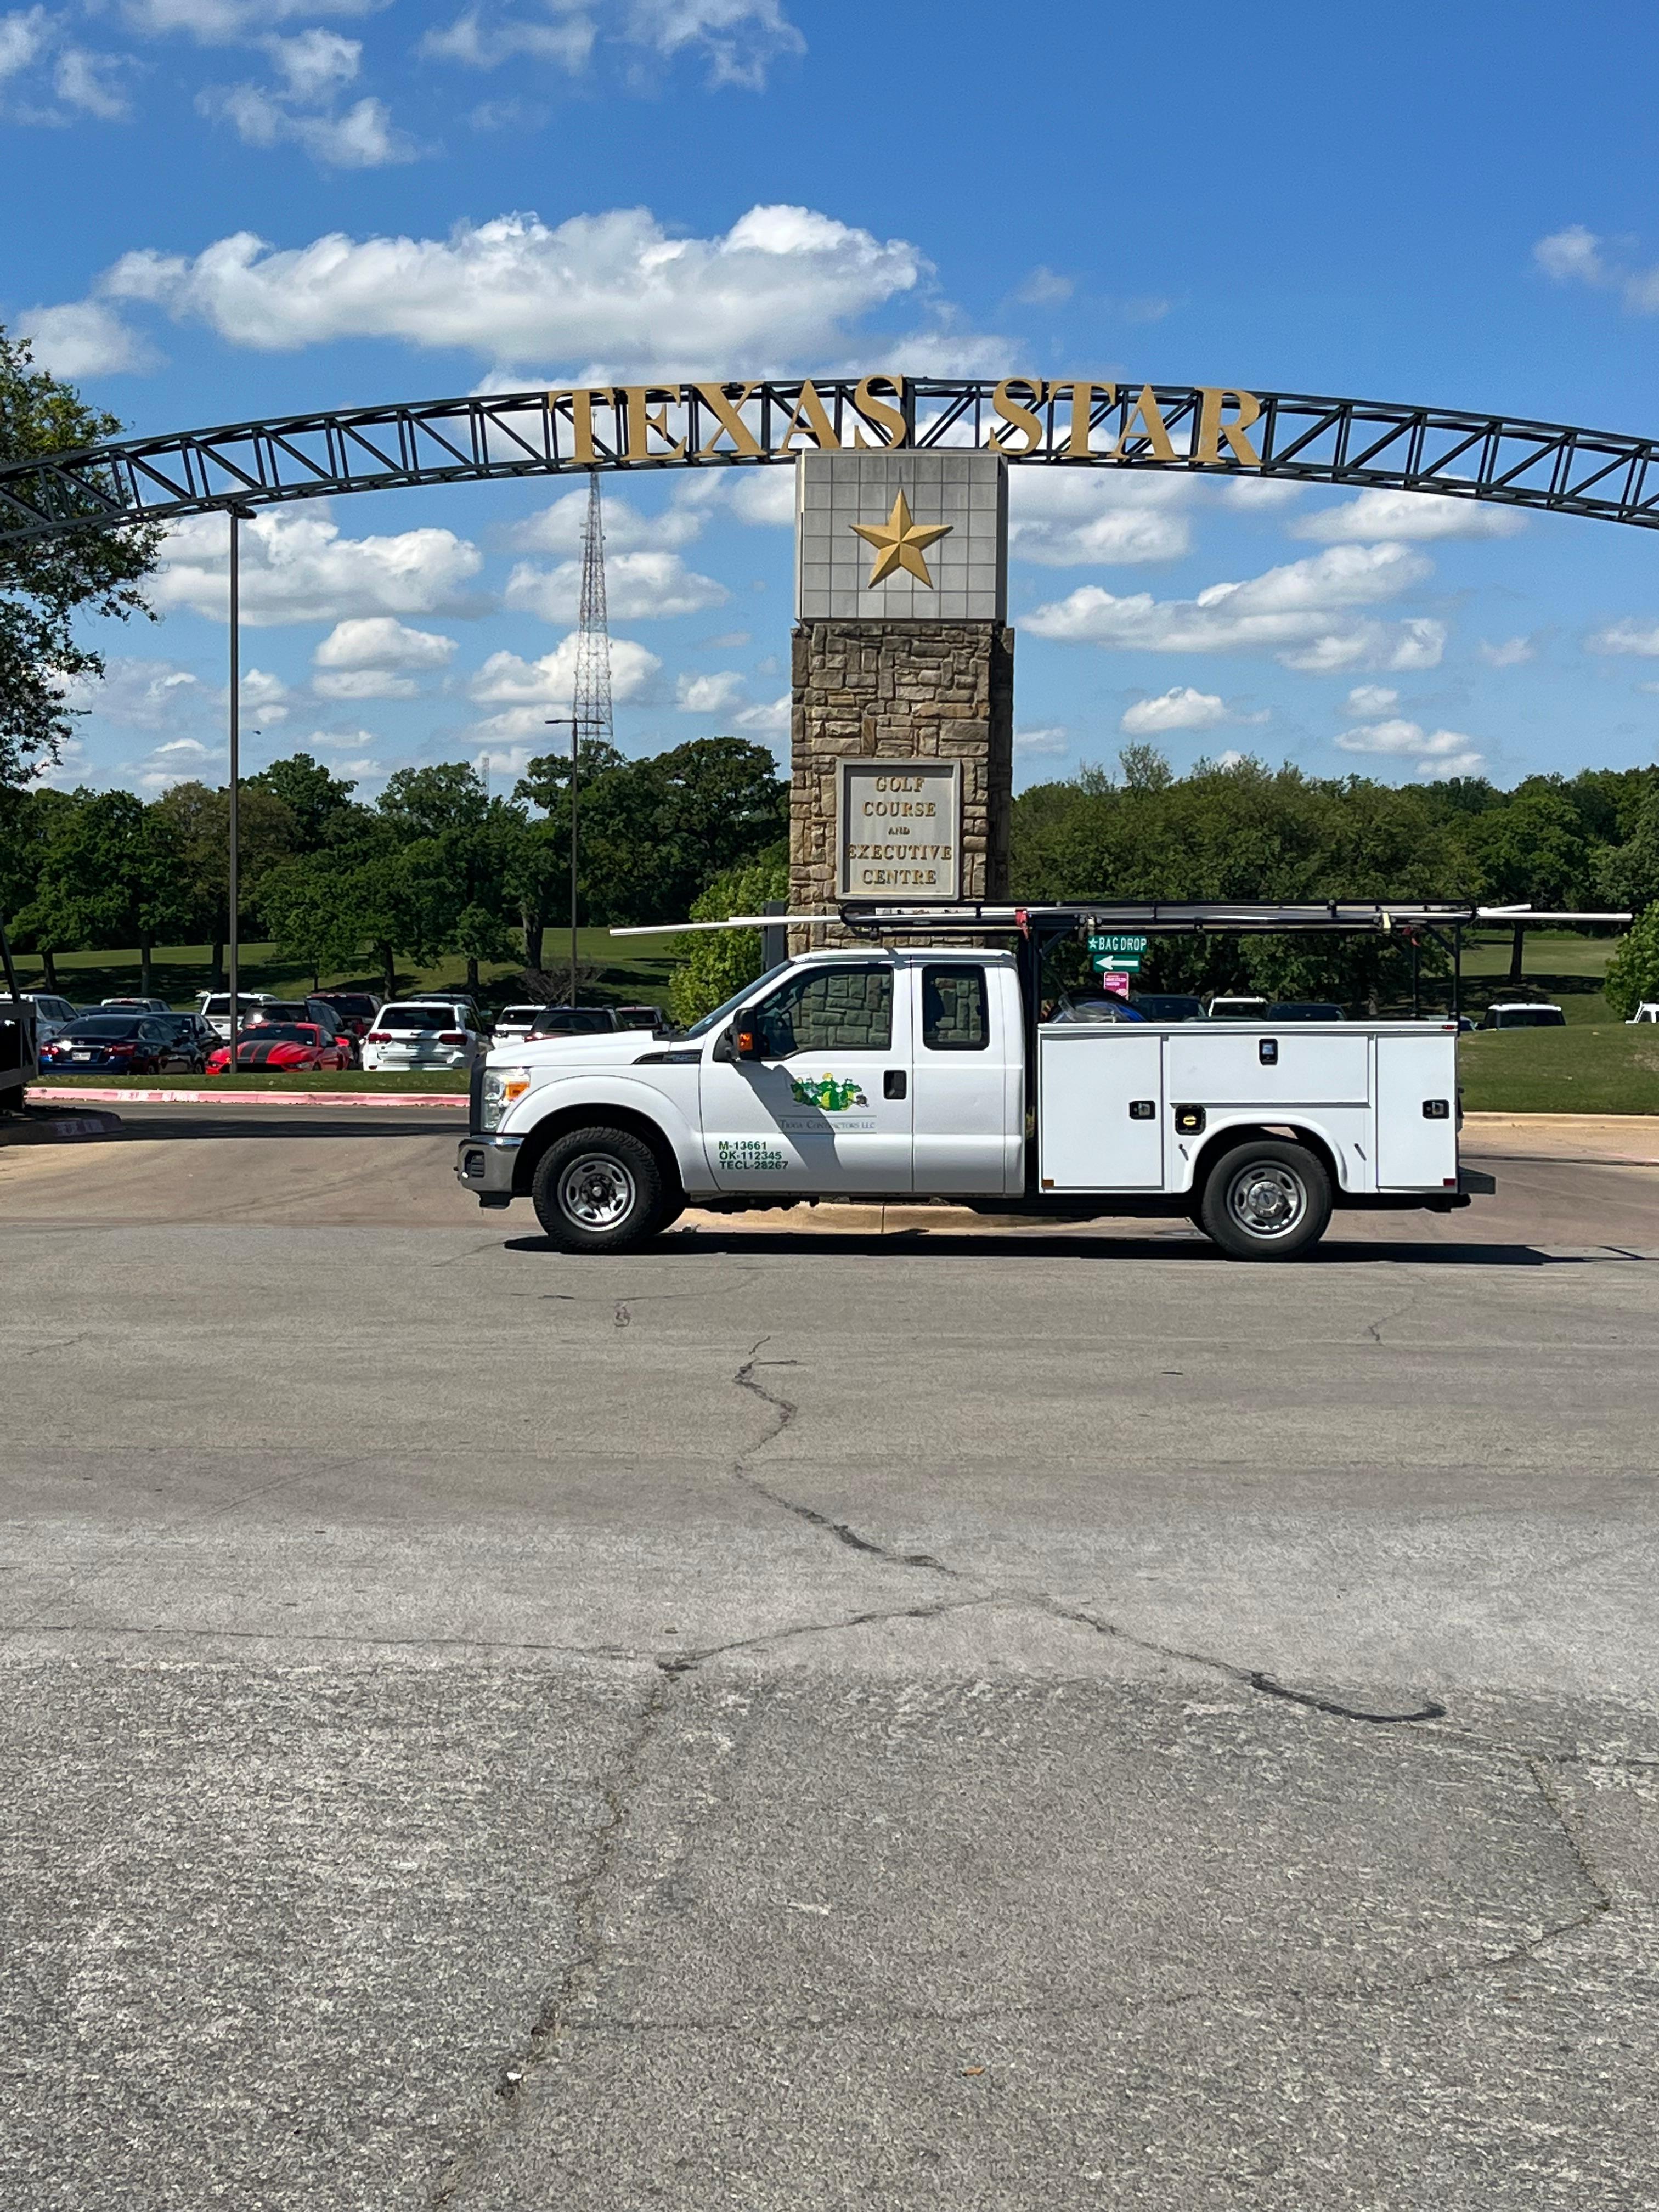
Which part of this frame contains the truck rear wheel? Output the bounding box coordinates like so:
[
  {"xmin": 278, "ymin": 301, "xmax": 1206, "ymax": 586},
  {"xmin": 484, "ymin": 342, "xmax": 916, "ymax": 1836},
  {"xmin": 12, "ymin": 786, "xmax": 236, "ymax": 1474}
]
[
  {"xmin": 1199, "ymin": 1139, "xmax": 1331, "ymax": 1261},
  {"xmin": 531, "ymin": 1125, "xmax": 673, "ymax": 1254}
]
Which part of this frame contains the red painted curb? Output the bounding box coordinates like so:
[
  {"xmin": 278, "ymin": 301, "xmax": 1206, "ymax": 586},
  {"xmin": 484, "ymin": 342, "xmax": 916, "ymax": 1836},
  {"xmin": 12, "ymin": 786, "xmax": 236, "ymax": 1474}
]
[{"xmin": 27, "ymin": 1086, "xmax": 467, "ymax": 1109}]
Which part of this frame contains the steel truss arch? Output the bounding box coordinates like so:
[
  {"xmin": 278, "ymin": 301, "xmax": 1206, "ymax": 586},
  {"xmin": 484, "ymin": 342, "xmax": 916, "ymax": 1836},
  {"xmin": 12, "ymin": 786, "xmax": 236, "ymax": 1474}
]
[{"xmin": 4, "ymin": 377, "xmax": 1659, "ymax": 546}]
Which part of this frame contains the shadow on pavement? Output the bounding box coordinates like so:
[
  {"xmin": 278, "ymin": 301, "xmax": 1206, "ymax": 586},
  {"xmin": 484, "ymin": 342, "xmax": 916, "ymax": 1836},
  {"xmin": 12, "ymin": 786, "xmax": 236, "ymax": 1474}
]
[{"xmin": 498, "ymin": 1229, "xmax": 1641, "ymax": 1267}]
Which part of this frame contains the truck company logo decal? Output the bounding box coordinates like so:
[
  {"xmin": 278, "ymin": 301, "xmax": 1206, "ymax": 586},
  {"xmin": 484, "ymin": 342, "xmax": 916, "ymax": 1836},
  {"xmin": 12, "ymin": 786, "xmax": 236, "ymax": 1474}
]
[{"xmin": 788, "ymin": 1074, "xmax": 870, "ymax": 1111}]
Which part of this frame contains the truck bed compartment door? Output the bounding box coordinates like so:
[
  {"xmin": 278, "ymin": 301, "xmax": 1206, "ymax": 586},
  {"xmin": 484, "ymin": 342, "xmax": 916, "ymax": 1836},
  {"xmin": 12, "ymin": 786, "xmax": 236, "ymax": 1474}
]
[
  {"xmin": 1039, "ymin": 1031, "xmax": 1165, "ymax": 1190},
  {"xmin": 1375, "ymin": 1034, "xmax": 1458, "ymax": 1188}
]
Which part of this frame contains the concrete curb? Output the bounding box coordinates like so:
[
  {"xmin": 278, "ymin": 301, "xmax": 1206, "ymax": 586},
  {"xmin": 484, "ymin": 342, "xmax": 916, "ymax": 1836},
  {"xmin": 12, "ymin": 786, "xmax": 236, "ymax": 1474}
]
[{"xmin": 27, "ymin": 1086, "xmax": 467, "ymax": 1109}]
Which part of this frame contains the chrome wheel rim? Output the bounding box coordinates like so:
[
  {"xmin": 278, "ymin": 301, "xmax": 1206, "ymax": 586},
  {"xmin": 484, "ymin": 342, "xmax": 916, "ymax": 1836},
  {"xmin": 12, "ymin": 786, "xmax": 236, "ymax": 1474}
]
[
  {"xmin": 559, "ymin": 1153, "xmax": 636, "ymax": 1229},
  {"xmin": 1226, "ymin": 1161, "xmax": 1306, "ymax": 1240}
]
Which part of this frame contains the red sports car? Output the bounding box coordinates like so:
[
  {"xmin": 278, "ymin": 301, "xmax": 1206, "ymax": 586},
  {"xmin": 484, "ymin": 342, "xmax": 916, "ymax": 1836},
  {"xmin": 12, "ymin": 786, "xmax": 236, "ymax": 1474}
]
[{"xmin": 205, "ymin": 1022, "xmax": 353, "ymax": 1074}]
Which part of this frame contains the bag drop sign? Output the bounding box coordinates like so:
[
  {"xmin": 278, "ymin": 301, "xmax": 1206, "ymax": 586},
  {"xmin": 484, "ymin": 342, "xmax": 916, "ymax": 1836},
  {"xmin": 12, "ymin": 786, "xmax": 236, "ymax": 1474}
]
[{"xmin": 837, "ymin": 760, "xmax": 962, "ymax": 900}]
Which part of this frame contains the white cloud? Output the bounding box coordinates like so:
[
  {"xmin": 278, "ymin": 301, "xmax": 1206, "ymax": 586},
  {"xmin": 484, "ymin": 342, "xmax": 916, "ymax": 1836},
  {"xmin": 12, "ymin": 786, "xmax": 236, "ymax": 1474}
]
[
  {"xmin": 507, "ymin": 486, "xmax": 707, "ymax": 555},
  {"xmin": 1014, "ymin": 725, "xmax": 1069, "ymax": 755},
  {"xmin": 466, "ymin": 637, "xmax": 663, "ymax": 732},
  {"xmin": 154, "ymin": 507, "xmax": 484, "ymax": 626},
  {"xmin": 505, "ymin": 548, "xmax": 726, "ymax": 620},
  {"xmin": 13, "ymin": 299, "xmax": 156, "ymax": 376},
  {"xmin": 675, "ymin": 669, "xmax": 747, "ymax": 713},
  {"xmin": 1026, "ymin": 541, "xmax": 1443, "ymax": 672},
  {"xmin": 1211, "ymin": 749, "xmax": 1246, "ymax": 770},
  {"xmin": 312, "ymin": 669, "xmax": 417, "ymax": 700},
  {"xmin": 1588, "ymin": 619, "xmax": 1659, "ymax": 657},
  {"xmin": 1344, "ymin": 684, "xmax": 1398, "ymax": 715},
  {"xmin": 62, "ymin": 657, "xmax": 204, "ymax": 727},
  {"xmin": 298, "ymin": 725, "xmax": 382, "ymax": 753},
  {"xmin": 424, "ymin": 0, "xmax": 803, "ymax": 88},
  {"xmin": 1535, "ymin": 224, "xmax": 1605, "ymax": 284},
  {"xmin": 100, "ymin": 201, "xmax": 926, "ymax": 376},
  {"xmin": 1013, "ymin": 265, "xmax": 1072, "ymax": 306},
  {"xmin": 151, "ymin": 736, "xmax": 215, "ymax": 760},
  {"xmin": 1334, "ymin": 718, "xmax": 1485, "ymax": 779},
  {"xmin": 732, "ymin": 692, "xmax": 788, "ymax": 733},
  {"xmin": 121, "ymin": 0, "xmax": 382, "ymax": 40},
  {"xmin": 199, "ymin": 83, "xmax": 417, "ymax": 167},
  {"xmin": 266, "ymin": 26, "xmax": 359, "ymax": 97},
  {"xmin": 1533, "ymin": 223, "xmax": 1659, "ymax": 314},
  {"xmin": 313, "ymin": 616, "xmax": 458, "ymax": 669},
  {"xmin": 1479, "ymin": 635, "xmax": 1534, "ymax": 668},
  {"xmin": 0, "ymin": 7, "xmax": 47, "ymax": 80},
  {"xmin": 1008, "ymin": 471, "xmax": 1193, "ymax": 567},
  {"xmin": 422, "ymin": 8, "xmax": 595, "ymax": 71},
  {"xmin": 240, "ymin": 667, "xmax": 291, "ymax": 724},
  {"xmin": 54, "ymin": 47, "xmax": 129, "ymax": 117},
  {"xmin": 1120, "ymin": 686, "xmax": 1227, "ymax": 736},
  {"xmin": 1295, "ymin": 488, "xmax": 1525, "ymax": 543}
]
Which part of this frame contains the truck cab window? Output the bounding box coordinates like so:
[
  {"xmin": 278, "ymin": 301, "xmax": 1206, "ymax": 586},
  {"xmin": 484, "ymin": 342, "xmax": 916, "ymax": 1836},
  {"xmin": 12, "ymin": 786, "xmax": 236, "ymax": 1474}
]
[
  {"xmin": 922, "ymin": 966, "xmax": 988, "ymax": 1052},
  {"xmin": 750, "ymin": 965, "xmax": 892, "ymax": 1057}
]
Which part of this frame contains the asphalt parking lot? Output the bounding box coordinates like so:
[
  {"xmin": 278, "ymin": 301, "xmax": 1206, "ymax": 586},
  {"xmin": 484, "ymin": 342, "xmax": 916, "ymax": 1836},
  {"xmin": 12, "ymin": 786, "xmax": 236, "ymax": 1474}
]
[{"xmin": 3, "ymin": 1105, "xmax": 1657, "ymax": 2210}]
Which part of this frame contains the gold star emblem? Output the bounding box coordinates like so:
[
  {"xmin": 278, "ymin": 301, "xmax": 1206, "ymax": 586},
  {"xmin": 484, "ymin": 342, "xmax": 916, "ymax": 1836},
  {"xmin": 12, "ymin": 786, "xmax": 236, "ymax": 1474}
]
[{"xmin": 850, "ymin": 489, "xmax": 952, "ymax": 588}]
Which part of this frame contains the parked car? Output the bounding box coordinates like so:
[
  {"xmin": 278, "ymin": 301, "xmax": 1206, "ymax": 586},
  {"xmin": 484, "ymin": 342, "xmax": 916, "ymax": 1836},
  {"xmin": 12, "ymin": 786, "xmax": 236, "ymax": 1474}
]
[
  {"xmin": 206, "ymin": 1022, "xmax": 352, "ymax": 1074},
  {"xmin": 40, "ymin": 1014, "xmax": 202, "ymax": 1074},
  {"xmin": 614, "ymin": 1003, "xmax": 666, "ymax": 1031},
  {"xmin": 529, "ymin": 1005, "xmax": 622, "ymax": 1038},
  {"xmin": 307, "ymin": 990, "xmax": 382, "ymax": 1041},
  {"xmin": 1206, "ymin": 995, "xmax": 1271, "ymax": 1019},
  {"xmin": 17, "ymin": 991, "xmax": 81, "ymax": 1044},
  {"xmin": 1264, "ymin": 1001, "xmax": 1348, "ymax": 1022},
  {"xmin": 1048, "ymin": 996, "xmax": 1147, "ymax": 1024},
  {"xmin": 100, "ymin": 995, "xmax": 171, "ymax": 1013},
  {"xmin": 361, "ymin": 1001, "xmax": 489, "ymax": 1071},
  {"xmin": 491, "ymin": 1005, "xmax": 544, "ymax": 1046},
  {"xmin": 1480, "ymin": 1001, "xmax": 1567, "ymax": 1030},
  {"xmin": 242, "ymin": 998, "xmax": 359, "ymax": 1059},
  {"xmin": 1128, "ymin": 992, "xmax": 1204, "ymax": 1022},
  {"xmin": 1628, "ymin": 1003, "xmax": 1659, "ymax": 1024},
  {"xmin": 198, "ymin": 991, "xmax": 274, "ymax": 1040},
  {"xmin": 151, "ymin": 1011, "xmax": 217, "ymax": 1059}
]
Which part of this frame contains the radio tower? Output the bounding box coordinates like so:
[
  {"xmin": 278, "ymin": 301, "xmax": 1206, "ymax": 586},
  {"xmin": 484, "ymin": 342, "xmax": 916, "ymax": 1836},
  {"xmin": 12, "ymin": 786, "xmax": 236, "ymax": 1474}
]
[{"xmin": 572, "ymin": 470, "xmax": 613, "ymax": 754}]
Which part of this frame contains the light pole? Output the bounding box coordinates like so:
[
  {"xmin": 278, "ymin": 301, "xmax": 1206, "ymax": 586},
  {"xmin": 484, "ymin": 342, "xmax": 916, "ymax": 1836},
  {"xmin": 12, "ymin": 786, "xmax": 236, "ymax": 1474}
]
[
  {"xmin": 226, "ymin": 505, "xmax": 255, "ymax": 1065},
  {"xmin": 544, "ymin": 714, "xmax": 579, "ymax": 1006}
]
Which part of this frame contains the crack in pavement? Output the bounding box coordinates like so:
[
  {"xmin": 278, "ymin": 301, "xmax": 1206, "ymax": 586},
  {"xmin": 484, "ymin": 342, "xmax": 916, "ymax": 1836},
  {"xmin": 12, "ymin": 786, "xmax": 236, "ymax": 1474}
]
[{"xmin": 729, "ymin": 1338, "xmax": 960, "ymax": 1576}]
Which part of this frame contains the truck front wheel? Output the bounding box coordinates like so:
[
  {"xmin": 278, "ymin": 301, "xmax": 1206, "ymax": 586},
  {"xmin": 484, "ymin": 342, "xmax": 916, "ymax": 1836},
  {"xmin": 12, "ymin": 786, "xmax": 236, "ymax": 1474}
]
[
  {"xmin": 1199, "ymin": 1139, "xmax": 1331, "ymax": 1261},
  {"xmin": 531, "ymin": 1125, "xmax": 674, "ymax": 1254}
]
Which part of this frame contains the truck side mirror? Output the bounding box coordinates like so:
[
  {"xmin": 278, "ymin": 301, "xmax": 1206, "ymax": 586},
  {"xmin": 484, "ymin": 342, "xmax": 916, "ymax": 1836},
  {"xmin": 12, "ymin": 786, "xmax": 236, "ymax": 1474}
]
[{"xmin": 734, "ymin": 1023, "xmax": 764, "ymax": 1061}]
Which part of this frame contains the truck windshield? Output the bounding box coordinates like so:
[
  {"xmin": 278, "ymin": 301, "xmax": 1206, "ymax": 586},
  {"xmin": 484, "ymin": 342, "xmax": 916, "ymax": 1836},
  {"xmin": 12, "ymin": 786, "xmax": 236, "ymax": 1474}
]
[{"xmin": 678, "ymin": 961, "xmax": 795, "ymax": 1040}]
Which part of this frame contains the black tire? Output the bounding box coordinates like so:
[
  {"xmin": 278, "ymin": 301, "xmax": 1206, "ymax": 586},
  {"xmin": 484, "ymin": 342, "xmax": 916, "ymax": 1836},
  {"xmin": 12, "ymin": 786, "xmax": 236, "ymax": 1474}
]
[
  {"xmin": 1198, "ymin": 1139, "xmax": 1331, "ymax": 1261},
  {"xmin": 531, "ymin": 1125, "xmax": 673, "ymax": 1253}
]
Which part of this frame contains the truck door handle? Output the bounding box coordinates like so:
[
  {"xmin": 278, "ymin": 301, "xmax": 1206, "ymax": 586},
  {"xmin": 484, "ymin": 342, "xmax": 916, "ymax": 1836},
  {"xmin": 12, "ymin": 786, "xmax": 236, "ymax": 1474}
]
[{"xmin": 884, "ymin": 1070, "xmax": 907, "ymax": 1100}]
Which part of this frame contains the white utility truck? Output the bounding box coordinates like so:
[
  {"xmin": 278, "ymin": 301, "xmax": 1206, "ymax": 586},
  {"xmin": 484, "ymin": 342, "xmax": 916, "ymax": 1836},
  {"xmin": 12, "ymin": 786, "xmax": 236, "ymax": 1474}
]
[{"xmin": 454, "ymin": 899, "xmax": 1524, "ymax": 1262}]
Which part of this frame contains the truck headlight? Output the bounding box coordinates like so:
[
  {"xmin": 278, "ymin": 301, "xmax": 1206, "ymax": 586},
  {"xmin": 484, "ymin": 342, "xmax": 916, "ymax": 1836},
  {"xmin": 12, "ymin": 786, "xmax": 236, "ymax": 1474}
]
[{"xmin": 481, "ymin": 1065, "xmax": 532, "ymax": 1129}]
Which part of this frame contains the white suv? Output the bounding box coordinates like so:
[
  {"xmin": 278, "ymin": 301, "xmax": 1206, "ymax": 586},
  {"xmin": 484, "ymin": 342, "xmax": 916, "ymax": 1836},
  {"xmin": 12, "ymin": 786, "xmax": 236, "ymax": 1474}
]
[
  {"xmin": 362, "ymin": 1000, "xmax": 488, "ymax": 1072},
  {"xmin": 19, "ymin": 992, "xmax": 80, "ymax": 1044}
]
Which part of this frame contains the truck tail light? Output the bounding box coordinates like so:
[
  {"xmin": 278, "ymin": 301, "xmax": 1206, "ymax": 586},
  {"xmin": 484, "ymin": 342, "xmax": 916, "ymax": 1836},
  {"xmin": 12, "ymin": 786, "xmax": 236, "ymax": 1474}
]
[
  {"xmin": 439, "ymin": 1031, "xmax": 465, "ymax": 1044},
  {"xmin": 366, "ymin": 1031, "xmax": 390, "ymax": 1043}
]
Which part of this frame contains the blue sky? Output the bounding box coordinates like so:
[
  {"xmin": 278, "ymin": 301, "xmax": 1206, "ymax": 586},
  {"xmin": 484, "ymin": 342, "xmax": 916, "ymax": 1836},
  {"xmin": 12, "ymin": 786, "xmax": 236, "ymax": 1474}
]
[{"xmin": 8, "ymin": 0, "xmax": 1659, "ymax": 799}]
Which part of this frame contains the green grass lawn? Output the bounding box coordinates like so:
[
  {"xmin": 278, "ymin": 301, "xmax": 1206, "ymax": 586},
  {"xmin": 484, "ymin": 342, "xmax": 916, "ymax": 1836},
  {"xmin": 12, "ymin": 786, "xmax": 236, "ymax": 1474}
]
[
  {"xmin": 1458, "ymin": 1023, "xmax": 1659, "ymax": 1116},
  {"xmin": 35, "ymin": 1069, "xmax": 469, "ymax": 1092},
  {"xmin": 12, "ymin": 931, "xmax": 677, "ymax": 1015}
]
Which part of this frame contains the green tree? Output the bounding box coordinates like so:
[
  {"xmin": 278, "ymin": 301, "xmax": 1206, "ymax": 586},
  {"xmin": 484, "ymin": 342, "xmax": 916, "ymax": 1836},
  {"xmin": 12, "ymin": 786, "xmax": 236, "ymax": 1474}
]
[
  {"xmin": 1604, "ymin": 907, "xmax": 1659, "ymax": 1019},
  {"xmin": 1, "ymin": 327, "xmax": 161, "ymax": 787},
  {"xmin": 668, "ymin": 848, "xmax": 788, "ymax": 1026},
  {"xmin": 150, "ymin": 778, "xmax": 299, "ymax": 986},
  {"xmin": 1597, "ymin": 781, "xmax": 1659, "ymax": 916},
  {"xmin": 1469, "ymin": 785, "xmax": 1593, "ymax": 981},
  {"xmin": 249, "ymin": 752, "xmax": 359, "ymax": 850},
  {"xmin": 15, "ymin": 788, "xmax": 188, "ymax": 995}
]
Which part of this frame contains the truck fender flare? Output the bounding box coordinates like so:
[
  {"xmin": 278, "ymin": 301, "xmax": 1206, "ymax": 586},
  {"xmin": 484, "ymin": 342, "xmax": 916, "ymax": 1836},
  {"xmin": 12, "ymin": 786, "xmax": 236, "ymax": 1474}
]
[
  {"xmin": 1184, "ymin": 1118, "xmax": 1347, "ymax": 1199},
  {"xmin": 508, "ymin": 1080, "xmax": 702, "ymax": 1198}
]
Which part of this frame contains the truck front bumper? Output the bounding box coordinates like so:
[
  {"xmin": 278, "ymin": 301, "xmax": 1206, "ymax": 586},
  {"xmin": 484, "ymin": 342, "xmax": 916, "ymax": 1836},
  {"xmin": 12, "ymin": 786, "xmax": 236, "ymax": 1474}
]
[{"xmin": 455, "ymin": 1132, "xmax": 522, "ymax": 1207}]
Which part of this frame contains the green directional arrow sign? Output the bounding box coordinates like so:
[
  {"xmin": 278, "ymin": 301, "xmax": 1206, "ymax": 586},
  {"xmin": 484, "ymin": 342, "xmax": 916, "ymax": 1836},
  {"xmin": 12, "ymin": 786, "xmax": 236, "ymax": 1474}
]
[{"xmin": 1092, "ymin": 953, "xmax": 1142, "ymax": 974}]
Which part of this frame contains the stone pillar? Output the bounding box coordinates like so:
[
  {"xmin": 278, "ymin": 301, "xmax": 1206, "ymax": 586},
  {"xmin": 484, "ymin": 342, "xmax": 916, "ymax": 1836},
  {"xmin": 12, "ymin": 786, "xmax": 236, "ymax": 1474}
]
[
  {"xmin": 788, "ymin": 449, "xmax": 1013, "ymax": 944},
  {"xmin": 789, "ymin": 619, "xmax": 1013, "ymax": 926}
]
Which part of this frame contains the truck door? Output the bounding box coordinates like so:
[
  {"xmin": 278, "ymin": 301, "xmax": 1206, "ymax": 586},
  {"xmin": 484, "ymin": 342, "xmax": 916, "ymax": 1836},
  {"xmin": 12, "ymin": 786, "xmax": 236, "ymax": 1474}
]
[
  {"xmin": 699, "ymin": 960, "xmax": 913, "ymax": 1193},
  {"xmin": 1375, "ymin": 1033, "xmax": 1458, "ymax": 1188},
  {"xmin": 910, "ymin": 962, "xmax": 1012, "ymax": 1193}
]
